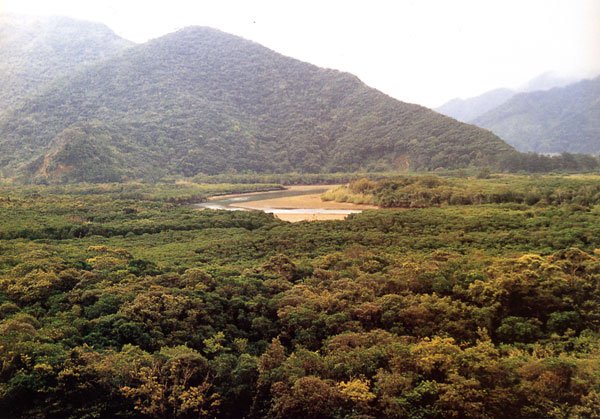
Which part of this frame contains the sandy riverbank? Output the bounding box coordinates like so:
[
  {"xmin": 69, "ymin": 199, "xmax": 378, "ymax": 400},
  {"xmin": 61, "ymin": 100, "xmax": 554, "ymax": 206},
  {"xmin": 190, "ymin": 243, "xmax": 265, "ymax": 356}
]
[
  {"xmin": 229, "ymin": 185, "xmax": 377, "ymax": 210},
  {"xmin": 272, "ymin": 212, "xmax": 356, "ymax": 222},
  {"xmin": 225, "ymin": 185, "xmax": 377, "ymax": 222}
]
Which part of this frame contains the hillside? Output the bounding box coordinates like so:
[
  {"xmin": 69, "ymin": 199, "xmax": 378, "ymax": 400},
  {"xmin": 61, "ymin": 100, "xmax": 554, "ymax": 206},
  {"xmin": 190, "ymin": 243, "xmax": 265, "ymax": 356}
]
[
  {"xmin": 0, "ymin": 26, "xmax": 515, "ymax": 182},
  {"xmin": 474, "ymin": 76, "xmax": 600, "ymax": 154},
  {"xmin": 0, "ymin": 14, "xmax": 133, "ymax": 115}
]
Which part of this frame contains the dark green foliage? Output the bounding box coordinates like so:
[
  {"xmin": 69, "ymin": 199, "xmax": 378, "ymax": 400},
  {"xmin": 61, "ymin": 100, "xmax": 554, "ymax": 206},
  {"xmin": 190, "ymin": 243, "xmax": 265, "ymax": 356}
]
[
  {"xmin": 496, "ymin": 316, "xmax": 543, "ymax": 342},
  {"xmin": 24, "ymin": 121, "xmax": 127, "ymax": 183},
  {"xmin": 499, "ymin": 151, "xmax": 600, "ymax": 172},
  {"xmin": 0, "ymin": 26, "xmax": 515, "ymax": 182}
]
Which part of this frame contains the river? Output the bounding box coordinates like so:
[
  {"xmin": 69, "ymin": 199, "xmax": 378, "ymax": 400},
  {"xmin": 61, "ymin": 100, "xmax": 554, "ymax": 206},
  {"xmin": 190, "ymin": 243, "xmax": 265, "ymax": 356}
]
[{"xmin": 195, "ymin": 185, "xmax": 374, "ymax": 222}]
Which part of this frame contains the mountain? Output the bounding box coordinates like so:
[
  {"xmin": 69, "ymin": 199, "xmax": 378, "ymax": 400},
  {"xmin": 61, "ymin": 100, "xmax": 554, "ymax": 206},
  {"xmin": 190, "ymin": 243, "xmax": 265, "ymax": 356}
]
[
  {"xmin": 0, "ymin": 14, "xmax": 132, "ymax": 114},
  {"xmin": 435, "ymin": 88, "xmax": 516, "ymax": 123},
  {"xmin": 474, "ymin": 76, "xmax": 600, "ymax": 154},
  {"xmin": 435, "ymin": 72, "xmax": 582, "ymax": 123},
  {"xmin": 0, "ymin": 26, "xmax": 516, "ymax": 182},
  {"xmin": 520, "ymin": 72, "xmax": 580, "ymax": 93}
]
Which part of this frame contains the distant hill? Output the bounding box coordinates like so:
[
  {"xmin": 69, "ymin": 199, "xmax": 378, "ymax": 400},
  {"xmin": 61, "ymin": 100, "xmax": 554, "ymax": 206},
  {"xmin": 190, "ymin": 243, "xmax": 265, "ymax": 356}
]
[
  {"xmin": 435, "ymin": 88, "xmax": 516, "ymax": 123},
  {"xmin": 474, "ymin": 76, "xmax": 600, "ymax": 154},
  {"xmin": 519, "ymin": 72, "xmax": 580, "ymax": 93},
  {"xmin": 0, "ymin": 26, "xmax": 516, "ymax": 182},
  {"xmin": 0, "ymin": 14, "xmax": 132, "ymax": 114},
  {"xmin": 436, "ymin": 72, "xmax": 581, "ymax": 123}
]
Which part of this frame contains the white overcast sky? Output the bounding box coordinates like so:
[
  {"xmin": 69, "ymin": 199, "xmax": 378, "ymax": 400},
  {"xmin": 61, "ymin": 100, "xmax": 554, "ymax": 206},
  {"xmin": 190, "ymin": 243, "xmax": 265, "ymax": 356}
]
[{"xmin": 2, "ymin": 0, "xmax": 599, "ymax": 107}]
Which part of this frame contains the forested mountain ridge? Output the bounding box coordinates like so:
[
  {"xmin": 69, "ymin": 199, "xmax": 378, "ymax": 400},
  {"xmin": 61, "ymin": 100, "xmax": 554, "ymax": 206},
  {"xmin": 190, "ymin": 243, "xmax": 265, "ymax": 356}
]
[
  {"xmin": 0, "ymin": 14, "xmax": 133, "ymax": 115},
  {"xmin": 0, "ymin": 25, "xmax": 516, "ymax": 182},
  {"xmin": 474, "ymin": 76, "xmax": 600, "ymax": 154},
  {"xmin": 435, "ymin": 72, "xmax": 581, "ymax": 123}
]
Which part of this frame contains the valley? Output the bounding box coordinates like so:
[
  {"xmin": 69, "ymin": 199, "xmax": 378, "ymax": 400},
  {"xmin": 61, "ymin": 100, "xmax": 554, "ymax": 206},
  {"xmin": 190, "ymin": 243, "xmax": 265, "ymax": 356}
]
[
  {"xmin": 1, "ymin": 9, "xmax": 599, "ymax": 419},
  {"xmin": 437, "ymin": 74, "xmax": 600, "ymax": 155}
]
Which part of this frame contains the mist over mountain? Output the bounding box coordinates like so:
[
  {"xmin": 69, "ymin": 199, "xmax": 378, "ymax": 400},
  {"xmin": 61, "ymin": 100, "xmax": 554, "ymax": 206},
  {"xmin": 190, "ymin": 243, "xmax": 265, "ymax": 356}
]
[
  {"xmin": 0, "ymin": 14, "xmax": 133, "ymax": 115},
  {"xmin": 473, "ymin": 76, "xmax": 600, "ymax": 154},
  {"xmin": 0, "ymin": 25, "xmax": 515, "ymax": 182},
  {"xmin": 519, "ymin": 72, "xmax": 581, "ymax": 93},
  {"xmin": 435, "ymin": 88, "xmax": 515, "ymax": 123},
  {"xmin": 435, "ymin": 72, "xmax": 584, "ymax": 123}
]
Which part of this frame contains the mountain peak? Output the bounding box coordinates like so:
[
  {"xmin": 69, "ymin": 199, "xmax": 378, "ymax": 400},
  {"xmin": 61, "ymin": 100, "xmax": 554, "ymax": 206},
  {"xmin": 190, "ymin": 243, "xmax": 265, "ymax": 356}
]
[
  {"xmin": 519, "ymin": 71, "xmax": 580, "ymax": 92},
  {"xmin": 435, "ymin": 88, "xmax": 515, "ymax": 122},
  {"xmin": 0, "ymin": 14, "xmax": 133, "ymax": 115},
  {"xmin": 0, "ymin": 19, "xmax": 515, "ymax": 182}
]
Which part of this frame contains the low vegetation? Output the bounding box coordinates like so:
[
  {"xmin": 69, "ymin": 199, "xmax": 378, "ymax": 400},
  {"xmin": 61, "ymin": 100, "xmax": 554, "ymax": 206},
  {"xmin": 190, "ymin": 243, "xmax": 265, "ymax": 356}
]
[
  {"xmin": 323, "ymin": 173, "xmax": 600, "ymax": 208},
  {"xmin": 0, "ymin": 176, "xmax": 599, "ymax": 417}
]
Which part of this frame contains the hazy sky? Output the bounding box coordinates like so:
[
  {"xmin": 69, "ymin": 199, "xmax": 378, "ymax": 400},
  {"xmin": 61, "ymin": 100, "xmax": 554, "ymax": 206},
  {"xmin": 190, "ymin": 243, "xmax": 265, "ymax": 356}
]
[{"xmin": 2, "ymin": 0, "xmax": 599, "ymax": 107}]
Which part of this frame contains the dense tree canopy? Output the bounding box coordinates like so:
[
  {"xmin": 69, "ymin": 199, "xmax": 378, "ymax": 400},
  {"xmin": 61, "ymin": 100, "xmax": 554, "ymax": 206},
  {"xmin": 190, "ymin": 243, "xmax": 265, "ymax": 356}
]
[
  {"xmin": 0, "ymin": 177, "xmax": 599, "ymax": 417},
  {"xmin": 0, "ymin": 26, "xmax": 516, "ymax": 182}
]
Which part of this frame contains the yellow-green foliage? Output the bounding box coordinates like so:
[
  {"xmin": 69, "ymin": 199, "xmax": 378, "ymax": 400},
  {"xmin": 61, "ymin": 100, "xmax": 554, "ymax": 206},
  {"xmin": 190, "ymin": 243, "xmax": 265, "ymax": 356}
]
[
  {"xmin": 321, "ymin": 185, "xmax": 375, "ymax": 205},
  {"xmin": 0, "ymin": 180, "xmax": 599, "ymax": 417},
  {"xmin": 327, "ymin": 174, "xmax": 600, "ymax": 208}
]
